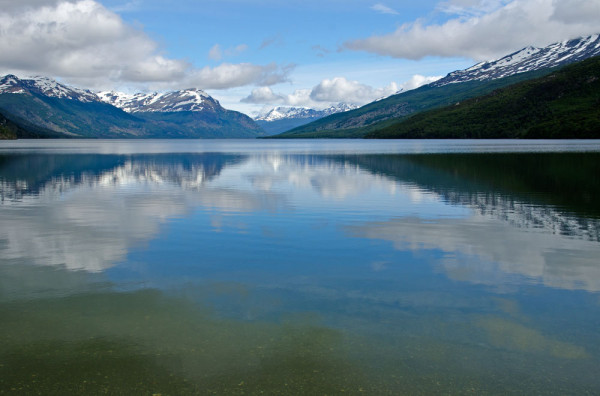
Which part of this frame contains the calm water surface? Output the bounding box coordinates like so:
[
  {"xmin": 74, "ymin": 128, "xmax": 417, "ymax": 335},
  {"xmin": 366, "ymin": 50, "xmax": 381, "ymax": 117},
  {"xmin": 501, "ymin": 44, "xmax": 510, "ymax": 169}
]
[{"xmin": 1, "ymin": 139, "xmax": 600, "ymax": 394}]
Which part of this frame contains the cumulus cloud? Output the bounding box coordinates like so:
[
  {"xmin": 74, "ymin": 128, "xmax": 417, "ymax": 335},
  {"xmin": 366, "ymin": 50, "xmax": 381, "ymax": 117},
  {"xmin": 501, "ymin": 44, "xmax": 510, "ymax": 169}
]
[
  {"xmin": 346, "ymin": 0, "xmax": 600, "ymax": 61},
  {"xmin": 242, "ymin": 78, "xmax": 400, "ymax": 107},
  {"xmin": 310, "ymin": 77, "xmax": 398, "ymax": 103},
  {"xmin": 242, "ymin": 74, "xmax": 438, "ymax": 107},
  {"xmin": 400, "ymin": 74, "xmax": 443, "ymax": 90},
  {"xmin": 0, "ymin": 0, "xmax": 290, "ymax": 90},
  {"xmin": 188, "ymin": 63, "xmax": 292, "ymax": 90},
  {"xmin": 241, "ymin": 87, "xmax": 315, "ymax": 107},
  {"xmin": 241, "ymin": 87, "xmax": 287, "ymax": 104}
]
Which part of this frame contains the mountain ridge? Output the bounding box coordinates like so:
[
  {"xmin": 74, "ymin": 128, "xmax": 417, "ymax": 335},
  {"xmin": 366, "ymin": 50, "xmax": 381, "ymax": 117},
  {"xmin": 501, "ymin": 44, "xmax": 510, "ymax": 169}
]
[
  {"xmin": 0, "ymin": 76, "xmax": 264, "ymax": 139},
  {"xmin": 365, "ymin": 55, "xmax": 600, "ymax": 139},
  {"xmin": 98, "ymin": 89, "xmax": 216, "ymax": 113},
  {"xmin": 254, "ymin": 104, "xmax": 359, "ymax": 135},
  {"xmin": 272, "ymin": 34, "xmax": 600, "ymax": 138},
  {"xmin": 432, "ymin": 35, "xmax": 600, "ymax": 87},
  {"xmin": 255, "ymin": 104, "xmax": 358, "ymax": 122}
]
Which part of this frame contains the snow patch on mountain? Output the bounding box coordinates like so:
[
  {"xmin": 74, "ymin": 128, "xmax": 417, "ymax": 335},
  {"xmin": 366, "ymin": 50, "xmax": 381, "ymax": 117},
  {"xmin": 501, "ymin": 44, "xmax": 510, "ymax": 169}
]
[
  {"xmin": 98, "ymin": 89, "xmax": 217, "ymax": 113},
  {"xmin": 432, "ymin": 34, "xmax": 600, "ymax": 87},
  {"xmin": 0, "ymin": 75, "xmax": 99, "ymax": 102},
  {"xmin": 255, "ymin": 104, "xmax": 358, "ymax": 122}
]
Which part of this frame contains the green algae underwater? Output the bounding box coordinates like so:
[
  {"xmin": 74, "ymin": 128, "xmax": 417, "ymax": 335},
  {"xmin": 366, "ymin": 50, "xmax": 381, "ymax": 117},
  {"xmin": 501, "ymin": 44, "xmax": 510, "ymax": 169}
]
[{"xmin": 2, "ymin": 287, "xmax": 598, "ymax": 395}]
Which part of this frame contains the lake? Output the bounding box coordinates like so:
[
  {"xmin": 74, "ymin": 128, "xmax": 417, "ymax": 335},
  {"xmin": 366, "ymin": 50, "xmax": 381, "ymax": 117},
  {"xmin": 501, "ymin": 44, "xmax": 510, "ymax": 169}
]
[{"xmin": 1, "ymin": 139, "xmax": 600, "ymax": 395}]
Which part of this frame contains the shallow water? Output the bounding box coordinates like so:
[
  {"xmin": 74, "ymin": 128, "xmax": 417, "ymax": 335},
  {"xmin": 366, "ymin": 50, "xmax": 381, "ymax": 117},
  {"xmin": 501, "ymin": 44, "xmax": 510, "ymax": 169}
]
[{"xmin": 1, "ymin": 139, "xmax": 600, "ymax": 394}]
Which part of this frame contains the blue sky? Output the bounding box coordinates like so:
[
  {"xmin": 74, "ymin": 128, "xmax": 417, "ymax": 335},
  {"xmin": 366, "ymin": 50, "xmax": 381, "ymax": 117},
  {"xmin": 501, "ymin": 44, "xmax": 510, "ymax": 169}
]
[{"xmin": 0, "ymin": 0, "xmax": 598, "ymax": 115}]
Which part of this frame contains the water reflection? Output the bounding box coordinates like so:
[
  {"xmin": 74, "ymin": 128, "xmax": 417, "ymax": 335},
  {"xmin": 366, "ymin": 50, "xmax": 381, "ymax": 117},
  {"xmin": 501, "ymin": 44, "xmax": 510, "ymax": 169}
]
[
  {"xmin": 0, "ymin": 153, "xmax": 600, "ymax": 291},
  {"xmin": 1, "ymin": 146, "xmax": 600, "ymax": 394},
  {"xmin": 337, "ymin": 153, "xmax": 600, "ymax": 291},
  {"xmin": 1, "ymin": 152, "xmax": 598, "ymax": 289},
  {"xmin": 0, "ymin": 154, "xmax": 244, "ymax": 272}
]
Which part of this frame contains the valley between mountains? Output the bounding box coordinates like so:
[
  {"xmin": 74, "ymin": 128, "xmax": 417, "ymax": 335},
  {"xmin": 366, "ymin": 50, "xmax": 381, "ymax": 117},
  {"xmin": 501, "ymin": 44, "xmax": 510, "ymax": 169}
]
[{"xmin": 1, "ymin": 35, "xmax": 600, "ymax": 140}]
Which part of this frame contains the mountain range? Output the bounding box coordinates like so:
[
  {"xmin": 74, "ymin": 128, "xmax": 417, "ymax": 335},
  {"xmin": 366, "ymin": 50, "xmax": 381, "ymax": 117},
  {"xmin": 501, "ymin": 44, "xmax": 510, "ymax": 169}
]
[
  {"xmin": 366, "ymin": 55, "xmax": 600, "ymax": 139},
  {"xmin": 1, "ymin": 34, "xmax": 599, "ymax": 140},
  {"xmin": 0, "ymin": 77, "xmax": 263, "ymax": 139},
  {"xmin": 254, "ymin": 104, "xmax": 358, "ymax": 135},
  {"xmin": 273, "ymin": 34, "xmax": 600, "ymax": 138}
]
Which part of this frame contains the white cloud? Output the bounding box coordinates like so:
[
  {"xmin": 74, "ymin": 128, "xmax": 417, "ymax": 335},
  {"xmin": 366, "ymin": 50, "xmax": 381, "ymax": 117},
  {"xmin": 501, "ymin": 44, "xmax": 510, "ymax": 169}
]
[
  {"xmin": 310, "ymin": 77, "xmax": 398, "ymax": 103},
  {"xmin": 241, "ymin": 87, "xmax": 287, "ymax": 104},
  {"xmin": 346, "ymin": 0, "xmax": 600, "ymax": 61},
  {"xmin": 400, "ymin": 74, "xmax": 443, "ymax": 90},
  {"xmin": 189, "ymin": 63, "xmax": 292, "ymax": 90},
  {"xmin": 371, "ymin": 3, "xmax": 399, "ymax": 15},
  {"xmin": 0, "ymin": 0, "xmax": 290, "ymax": 90},
  {"xmin": 0, "ymin": 0, "xmax": 60, "ymax": 11},
  {"xmin": 241, "ymin": 74, "xmax": 440, "ymax": 107},
  {"xmin": 551, "ymin": 0, "xmax": 600, "ymax": 24},
  {"xmin": 241, "ymin": 87, "xmax": 317, "ymax": 107},
  {"xmin": 349, "ymin": 214, "xmax": 600, "ymax": 292},
  {"xmin": 0, "ymin": 157, "xmax": 288, "ymax": 272}
]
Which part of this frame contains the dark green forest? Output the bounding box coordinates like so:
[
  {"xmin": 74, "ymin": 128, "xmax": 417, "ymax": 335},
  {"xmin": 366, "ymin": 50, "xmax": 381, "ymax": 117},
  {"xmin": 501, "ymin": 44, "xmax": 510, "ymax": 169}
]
[{"xmin": 366, "ymin": 56, "xmax": 600, "ymax": 139}]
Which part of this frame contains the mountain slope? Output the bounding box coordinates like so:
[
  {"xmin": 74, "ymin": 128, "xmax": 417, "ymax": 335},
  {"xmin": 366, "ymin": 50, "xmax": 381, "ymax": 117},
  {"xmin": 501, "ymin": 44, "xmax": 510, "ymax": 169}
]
[
  {"xmin": 255, "ymin": 104, "xmax": 357, "ymax": 135},
  {"xmin": 432, "ymin": 35, "xmax": 600, "ymax": 87},
  {"xmin": 98, "ymin": 89, "xmax": 218, "ymax": 113},
  {"xmin": 273, "ymin": 34, "xmax": 600, "ymax": 139},
  {"xmin": 0, "ymin": 76, "xmax": 264, "ymax": 139},
  {"xmin": 0, "ymin": 112, "xmax": 19, "ymax": 139},
  {"xmin": 271, "ymin": 69, "xmax": 553, "ymax": 138},
  {"xmin": 365, "ymin": 56, "xmax": 600, "ymax": 139},
  {"xmin": 0, "ymin": 110, "xmax": 62, "ymax": 139},
  {"xmin": 99, "ymin": 88, "xmax": 264, "ymax": 138},
  {"xmin": 0, "ymin": 75, "xmax": 148, "ymax": 138}
]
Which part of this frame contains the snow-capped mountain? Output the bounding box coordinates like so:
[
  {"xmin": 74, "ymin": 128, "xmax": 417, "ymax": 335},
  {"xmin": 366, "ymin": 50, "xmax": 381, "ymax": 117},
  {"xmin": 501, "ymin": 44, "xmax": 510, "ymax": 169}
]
[
  {"xmin": 98, "ymin": 89, "xmax": 219, "ymax": 113},
  {"xmin": 432, "ymin": 34, "xmax": 600, "ymax": 87},
  {"xmin": 274, "ymin": 34, "xmax": 600, "ymax": 137},
  {"xmin": 0, "ymin": 74, "xmax": 100, "ymax": 102},
  {"xmin": 253, "ymin": 104, "xmax": 359, "ymax": 135},
  {"xmin": 255, "ymin": 104, "xmax": 358, "ymax": 122},
  {"xmin": 0, "ymin": 75, "xmax": 263, "ymax": 138}
]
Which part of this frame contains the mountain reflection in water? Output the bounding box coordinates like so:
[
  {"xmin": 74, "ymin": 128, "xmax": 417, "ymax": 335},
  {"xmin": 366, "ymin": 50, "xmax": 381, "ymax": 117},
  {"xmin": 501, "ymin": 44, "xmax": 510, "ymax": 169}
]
[
  {"xmin": 1, "ymin": 152, "xmax": 598, "ymax": 289},
  {"xmin": 1, "ymin": 145, "xmax": 600, "ymax": 394}
]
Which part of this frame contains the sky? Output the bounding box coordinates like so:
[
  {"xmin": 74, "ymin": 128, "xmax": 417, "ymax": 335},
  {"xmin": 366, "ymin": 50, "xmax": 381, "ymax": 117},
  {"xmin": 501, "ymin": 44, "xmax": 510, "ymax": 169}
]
[{"xmin": 0, "ymin": 0, "xmax": 598, "ymax": 116}]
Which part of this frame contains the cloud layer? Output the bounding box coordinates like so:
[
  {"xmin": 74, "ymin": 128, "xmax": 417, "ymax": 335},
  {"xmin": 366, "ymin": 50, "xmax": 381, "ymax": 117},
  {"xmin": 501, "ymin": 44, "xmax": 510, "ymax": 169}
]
[
  {"xmin": 242, "ymin": 74, "xmax": 440, "ymax": 107},
  {"xmin": 0, "ymin": 0, "xmax": 291, "ymax": 90},
  {"xmin": 347, "ymin": 0, "xmax": 600, "ymax": 61}
]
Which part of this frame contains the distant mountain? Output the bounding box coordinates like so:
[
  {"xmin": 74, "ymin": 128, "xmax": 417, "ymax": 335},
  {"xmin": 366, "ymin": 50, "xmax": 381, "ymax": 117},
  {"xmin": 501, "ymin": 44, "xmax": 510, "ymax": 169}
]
[
  {"xmin": 0, "ymin": 74, "xmax": 99, "ymax": 102},
  {"xmin": 365, "ymin": 55, "xmax": 600, "ymax": 139},
  {"xmin": 255, "ymin": 104, "xmax": 357, "ymax": 122},
  {"xmin": 254, "ymin": 104, "xmax": 358, "ymax": 135},
  {"xmin": 98, "ymin": 88, "xmax": 263, "ymax": 138},
  {"xmin": 273, "ymin": 34, "xmax": 600, "ymax": 138},
  {"xmin": 98, "ymin": 89, "xmax": 218, "ymax": 113},
  {"xmin": 0, "ymin": 76, "xmax": 264, "ymax": 139}
]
